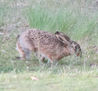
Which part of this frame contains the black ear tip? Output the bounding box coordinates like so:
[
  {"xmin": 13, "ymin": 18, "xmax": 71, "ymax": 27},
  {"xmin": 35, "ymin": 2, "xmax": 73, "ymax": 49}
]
[{"xmin": 55, "ymin": 31, "xmax": 59, "ymax": 34}]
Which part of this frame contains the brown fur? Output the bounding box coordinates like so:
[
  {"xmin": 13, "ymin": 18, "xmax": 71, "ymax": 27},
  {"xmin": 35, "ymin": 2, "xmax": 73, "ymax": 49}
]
[{"xmin": 16, "ymin": 29, "xmax": 82, "ymax": 63}]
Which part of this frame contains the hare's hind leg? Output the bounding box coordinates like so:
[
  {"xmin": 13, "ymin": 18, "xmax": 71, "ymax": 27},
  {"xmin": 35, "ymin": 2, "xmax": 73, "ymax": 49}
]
[
  {"xmin": 16, "ymin": 42, "xmax": 26, "ymax": 60},
  {"xmin": 23, "ymin": 48, "xmax": 32, "ymax": 60}
]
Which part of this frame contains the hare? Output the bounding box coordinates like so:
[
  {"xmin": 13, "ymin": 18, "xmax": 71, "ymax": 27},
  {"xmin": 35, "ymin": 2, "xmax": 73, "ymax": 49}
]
[{"xmin": 16, "ymin": 29, "xmax": 82, "ymax": 64}]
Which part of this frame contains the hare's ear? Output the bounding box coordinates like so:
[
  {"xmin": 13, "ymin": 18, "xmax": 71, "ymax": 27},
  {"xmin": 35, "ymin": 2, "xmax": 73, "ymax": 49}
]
[
  {"xmin": 55, "ymin": 31, "xmax": 70, "ymax": 41},
  {"xmin": 55, "ymin": 31, "xmax": 69, "ymax": 46}
]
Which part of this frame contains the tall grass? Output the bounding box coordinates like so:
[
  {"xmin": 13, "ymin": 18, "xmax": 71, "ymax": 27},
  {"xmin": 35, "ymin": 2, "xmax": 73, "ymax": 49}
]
[
  {"xmin": 0, "ymin": 5, "xmax": 6, "ymax": 27},
  {"xmin": 26, "ymin": 0, "xmax": 98, "ymax": 40}
]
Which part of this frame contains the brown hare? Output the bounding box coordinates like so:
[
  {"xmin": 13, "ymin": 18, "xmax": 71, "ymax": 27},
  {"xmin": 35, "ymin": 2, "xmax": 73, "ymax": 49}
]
[{"xmin": 16, "ymin": 29, "xmax": 82, "ymax": 64}]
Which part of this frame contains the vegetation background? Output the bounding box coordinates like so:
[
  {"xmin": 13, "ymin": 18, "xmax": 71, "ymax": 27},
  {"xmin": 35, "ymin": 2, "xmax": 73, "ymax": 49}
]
[{"xmin": 0, "ymin": 0, "xmax": 98, "ymax": 91}]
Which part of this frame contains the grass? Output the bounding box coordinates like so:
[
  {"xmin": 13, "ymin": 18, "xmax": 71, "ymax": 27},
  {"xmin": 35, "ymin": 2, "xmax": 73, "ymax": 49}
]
[
  {"xmin": 26, "ymin": 0, "xmax": 98, "ymax": 40},
  {"xmin": 0, "ymin": 0, "xmax": 98, "ymax": 91},
  {"xmin": 0, "ymin": 71, "xmax": 98, "ymax": 91}
]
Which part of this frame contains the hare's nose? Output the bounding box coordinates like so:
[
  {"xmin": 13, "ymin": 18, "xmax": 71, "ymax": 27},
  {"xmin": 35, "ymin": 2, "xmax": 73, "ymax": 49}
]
[
  {"xmin": 77, "ymin": 53, "xmax": 80, "ymax": 56},
  {"xmin": 77, "ymin": 52, "xmax": 82, "ymax": 57}
]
